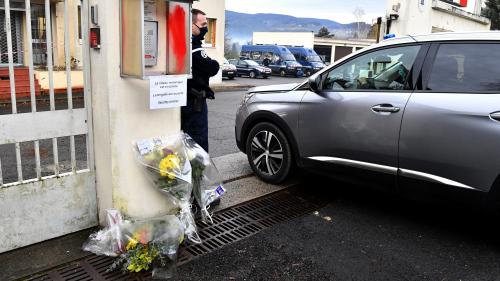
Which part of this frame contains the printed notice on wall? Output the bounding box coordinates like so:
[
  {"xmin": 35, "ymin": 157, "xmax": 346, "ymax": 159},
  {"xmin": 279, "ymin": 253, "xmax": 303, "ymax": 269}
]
[
  {"xmin": 149, "ymin": 75, "xmax": 187, "ymax": 110},
  {"xmin": 144, "ymin": 0, "xmax": 157, "ymax": 21}
]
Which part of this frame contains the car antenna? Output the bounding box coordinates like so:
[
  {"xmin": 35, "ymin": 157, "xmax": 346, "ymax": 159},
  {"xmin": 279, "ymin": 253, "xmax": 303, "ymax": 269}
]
[{"xmin": 407, "ymin": 34, "xmax": 417, "ymax": 42}]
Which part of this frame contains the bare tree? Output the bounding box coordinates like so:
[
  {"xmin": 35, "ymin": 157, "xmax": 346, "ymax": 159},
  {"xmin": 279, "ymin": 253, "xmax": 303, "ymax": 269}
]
[{"xmin": 353, "ymin": 7, "xmax": 366, "ymax": 39}]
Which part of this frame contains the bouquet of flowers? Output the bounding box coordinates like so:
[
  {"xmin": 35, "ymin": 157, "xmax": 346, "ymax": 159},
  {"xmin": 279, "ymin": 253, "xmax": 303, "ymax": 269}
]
[
  {"xmin": 134, "ymin": 134, "xmax": 200, "ymax": 244},
  {"xmin": 183, "ymin": 134, "xmax": 225, "ymax": 223},
  {"xmin": 83, "ymin": 210, "xmax": 184, "ymax": 279}
]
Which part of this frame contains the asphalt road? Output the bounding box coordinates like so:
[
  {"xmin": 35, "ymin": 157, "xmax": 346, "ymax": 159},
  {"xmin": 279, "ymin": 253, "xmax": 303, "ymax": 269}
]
[{"xmin": 177, "ymin": 180, "xmax": 500, "ymax": 281}]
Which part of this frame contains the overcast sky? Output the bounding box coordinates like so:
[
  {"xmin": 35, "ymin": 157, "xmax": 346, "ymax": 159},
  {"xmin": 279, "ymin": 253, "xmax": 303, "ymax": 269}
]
[{"xmin": 225, "ymin": 0, "xmax": 386, "ymax": 24}]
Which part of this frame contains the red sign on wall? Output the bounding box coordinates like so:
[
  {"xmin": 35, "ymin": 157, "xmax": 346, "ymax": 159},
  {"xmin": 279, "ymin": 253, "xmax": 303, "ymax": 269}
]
[{"xmin": 90, "ymin": 27, "xmax": 101, "ymax": 49}]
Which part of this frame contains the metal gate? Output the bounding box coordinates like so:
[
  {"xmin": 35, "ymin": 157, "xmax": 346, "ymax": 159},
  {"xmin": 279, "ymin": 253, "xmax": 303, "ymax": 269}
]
[{"xmin": 0, "ymin": 0, "xmax": 96, "ymax": 253}]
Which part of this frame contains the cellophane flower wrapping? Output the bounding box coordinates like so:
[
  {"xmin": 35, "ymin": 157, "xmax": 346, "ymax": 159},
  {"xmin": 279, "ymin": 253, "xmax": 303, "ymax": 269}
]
[
  {"xmin": 84, "ymin": 210, "xmax": 184, "ymax": 279},
  {"xmin": 183, "ymin": 134, "xmax": 225, "ymax": 223},
  {"xmin": 82, "ymin": 209, "xmax": 124, "ymax": 257},
  {"xmin": 134, "ymin": 134, "xmax": 201, "ymax": 244}
]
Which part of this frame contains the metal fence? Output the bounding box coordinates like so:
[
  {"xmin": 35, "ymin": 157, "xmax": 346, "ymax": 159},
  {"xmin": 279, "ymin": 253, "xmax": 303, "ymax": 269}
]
[{"xmin": 0, "ymin": 0, "xmax": 93, "ymax": 188}]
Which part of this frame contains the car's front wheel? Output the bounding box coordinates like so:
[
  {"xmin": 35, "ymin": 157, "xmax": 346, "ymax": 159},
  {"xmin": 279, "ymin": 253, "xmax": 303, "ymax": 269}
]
[
  {"xmin": 246, "ymin": 122, "xmax": 293, "ymax": 184},
  {"xmin": 249, "ymin": 71, "xmax": 257, "ymax": 78}
]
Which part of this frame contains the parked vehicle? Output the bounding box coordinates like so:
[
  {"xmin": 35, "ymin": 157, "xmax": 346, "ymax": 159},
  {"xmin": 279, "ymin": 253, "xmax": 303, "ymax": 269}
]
[
  {"xmin": 287, "ymin": 46, "xmax": 326, "ymax": 76},
  {"xmin": 235, "ymin": 32, "xmax": 500, "ymax": 209},
  {"xmin": 241, "ymin": 45, "xmax": 304, "ymax": 77},
  {"xmin": 230, "ymin": 59, "xmax": 271, "ymax": 79},
  {"xmin": 222, "ymin": 58, "xmax": 237, "ymax": 79}
]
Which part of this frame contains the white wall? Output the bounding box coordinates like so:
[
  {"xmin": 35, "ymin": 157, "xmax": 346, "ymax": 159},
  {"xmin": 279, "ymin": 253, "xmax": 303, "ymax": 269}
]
[
  {"xmin": 385, "ymin": 0, "xmax": 490, "ymax": 37},
  {"xmin": 253, "ymin": 32, "xmax": 315, "ymax": 49},
  {"xmin": 193, "ymin": 0, "xmax": 226, "ymax": 84},
  {"xmin": 90, "ymin": 0, "xmax": 183, "ymax": 222}
]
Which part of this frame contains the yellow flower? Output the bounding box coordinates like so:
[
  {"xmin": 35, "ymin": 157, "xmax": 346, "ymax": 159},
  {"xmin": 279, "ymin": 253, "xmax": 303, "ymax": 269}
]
[
  {"xmin": 126, "ymin": 238, "xmax": 138, "ymax": 250},
  {"xmin": 159, "ymin": 154, "xmax": 180, "ymax": 179}
]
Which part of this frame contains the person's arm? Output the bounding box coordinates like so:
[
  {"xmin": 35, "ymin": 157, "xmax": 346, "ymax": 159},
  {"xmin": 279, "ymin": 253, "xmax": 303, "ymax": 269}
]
[{"xmin": 193, "ymin": 52, "xmax": 220, "ymax": 77}]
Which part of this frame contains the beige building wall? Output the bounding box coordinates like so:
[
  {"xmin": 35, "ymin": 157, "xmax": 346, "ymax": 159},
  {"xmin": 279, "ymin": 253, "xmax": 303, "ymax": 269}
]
[
  {"xmin": 253, "ymin": 32, "xmax": 315, "ymax": 49},
  {"xmin": 89, "ymin": 0, "xmax": 183, "ymax": 222},
  {"xmin": 193, "ymin": 0, "xmax": 226, "ymax": 84},
  {"xmin": 88, "ymin": 0, "xmax": 226, "ymax": 222},
  {"xmin": 53, "ymin": 0, "xmax": 83, "ymax": 68}
]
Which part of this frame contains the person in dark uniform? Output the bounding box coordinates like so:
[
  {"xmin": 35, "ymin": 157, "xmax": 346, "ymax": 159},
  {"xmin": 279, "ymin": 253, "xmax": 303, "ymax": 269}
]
[{"xmin": 181, "ymin": 8, "xmax": 220, "ymax": 152}]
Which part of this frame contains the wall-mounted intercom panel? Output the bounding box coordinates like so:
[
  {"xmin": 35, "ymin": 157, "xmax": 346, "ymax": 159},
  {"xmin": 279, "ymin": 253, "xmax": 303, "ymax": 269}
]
[
  {"xmin": 144, "ymin": 21, "xmax": 158, "ymax": 67},
  {"xmin": 120, "ymin": 0, "xmax": 193, "ymax": 79}
]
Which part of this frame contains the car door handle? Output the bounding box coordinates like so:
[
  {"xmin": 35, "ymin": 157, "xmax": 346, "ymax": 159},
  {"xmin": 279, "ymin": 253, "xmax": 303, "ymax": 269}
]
[
  {"xmin": 371, "ymin": 104, "xmax": 401, "ymax": 113},
  {"xmin": 490, "ymin": 112, "xmax": 500, "ymax": 122}
]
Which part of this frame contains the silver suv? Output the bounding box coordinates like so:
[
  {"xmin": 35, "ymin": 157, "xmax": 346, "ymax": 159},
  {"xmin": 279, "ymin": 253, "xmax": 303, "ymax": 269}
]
[{"xmin": 235, "ymin": 32, "xmax": 500, "ymax": 204}]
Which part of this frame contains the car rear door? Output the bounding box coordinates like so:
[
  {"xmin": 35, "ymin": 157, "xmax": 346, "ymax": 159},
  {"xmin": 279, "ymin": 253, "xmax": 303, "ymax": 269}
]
[
  {"xmin": 237, "ymin": 61, "xmax": 248, "ymax": 76},
  {"xmin": 399, "ymin": 42, "xmax": 500, "ymax": 194},
  {"xmin": 299, "ymin": 44, "xmax": 427, "ymax": 191}
]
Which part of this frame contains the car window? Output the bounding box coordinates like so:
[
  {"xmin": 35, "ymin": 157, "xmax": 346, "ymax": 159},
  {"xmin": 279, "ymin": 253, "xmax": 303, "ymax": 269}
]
[
  {"xmin": 251, "ymin": 51, "xmax": 262, "ymax": 60},
  {"xmin": 246, "ymin": 60, "xmax": 259, "ymax": 66},
  {"xmin": 427, "ymin": 43, "xmax": 500, "ymax": 92},
  {"xmin": 323, "ymin": 45, "xmax": 420, "ymax": 91}
]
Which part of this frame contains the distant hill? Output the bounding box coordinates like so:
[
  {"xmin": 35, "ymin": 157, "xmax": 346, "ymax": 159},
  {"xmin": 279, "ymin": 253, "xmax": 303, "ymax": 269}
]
[{"xmin": 225, "ymin": 10, "xmax": 372, "ymax": 44}]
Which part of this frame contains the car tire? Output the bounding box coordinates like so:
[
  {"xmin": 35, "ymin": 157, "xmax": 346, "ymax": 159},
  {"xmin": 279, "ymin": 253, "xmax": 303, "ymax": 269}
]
[
  {"xmin": 229, "ymin": 76, "xmax": 235, "ymax": 80},
  {"xmin": 237, "ymin": 73, "xmax": 241, "ymax": 77},
  {"xmin": 280, "ymin": 70, "xmax": 286, "ymax": 77},
  {"xmin": 249, "ymin": 71, "xmax": 256, "ymax": 78},
  {"xmin": 246, "ymin": 122, "xmax": 293, "ymax": 184}
]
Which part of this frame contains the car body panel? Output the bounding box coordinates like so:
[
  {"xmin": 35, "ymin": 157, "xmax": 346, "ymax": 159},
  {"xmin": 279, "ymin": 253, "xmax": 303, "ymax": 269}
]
[
  {"xmin": 235, "ymin": 89, "xmax": 306, "ymax": 153},
  {"xmin": 399, "ymin": 92, "xmax": 500, "ymax": 192},
  {"xmin": 222, "ymin": 60, "xmax": 237, "ymax": 79}
]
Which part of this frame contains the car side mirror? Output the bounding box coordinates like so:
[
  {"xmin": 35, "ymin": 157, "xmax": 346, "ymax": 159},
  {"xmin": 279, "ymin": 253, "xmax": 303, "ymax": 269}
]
[{"xmin": 308, "ymin": 76, "xmax": 321, "ymax": 92}]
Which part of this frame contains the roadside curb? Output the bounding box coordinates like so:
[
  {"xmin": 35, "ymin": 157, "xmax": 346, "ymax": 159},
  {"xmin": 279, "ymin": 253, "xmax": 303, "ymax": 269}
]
[
  {"xmin": 211, "ymin": 84, "xmax": 253, "ymax": 93},
  {"xmin": 212, "ymin": 152, "xmax": 253, "ymax": 182}
]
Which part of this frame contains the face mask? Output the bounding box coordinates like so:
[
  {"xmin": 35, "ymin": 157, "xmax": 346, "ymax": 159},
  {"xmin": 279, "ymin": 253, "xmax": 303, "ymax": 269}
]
[{"xmin": 194, "ymin": 25, "xmax": 208, "ymax": 40}]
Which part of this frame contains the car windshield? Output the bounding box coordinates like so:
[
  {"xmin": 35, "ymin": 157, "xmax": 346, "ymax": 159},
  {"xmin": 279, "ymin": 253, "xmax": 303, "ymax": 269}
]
[
  {"xmin": 281, "ymin": 54, "xmax": 296, "ymax": 61},
  {"xmin": 307, "ymin": 55, "xmax": 322, "ymax": 62},
  {"xmin": 245, "ymin": 60, "xmax": 259, "ymax": 66}
]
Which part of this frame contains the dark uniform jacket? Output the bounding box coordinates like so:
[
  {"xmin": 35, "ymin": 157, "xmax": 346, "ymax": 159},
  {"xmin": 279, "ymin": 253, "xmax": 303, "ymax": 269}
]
[{"xmin": 188, "ymin": 42, "xmax": 220, "ymax": 100}]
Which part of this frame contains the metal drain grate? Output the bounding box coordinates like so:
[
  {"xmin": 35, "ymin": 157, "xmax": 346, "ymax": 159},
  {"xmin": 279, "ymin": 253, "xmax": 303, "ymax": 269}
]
[{"xmin": 22, "ymin": 187, "xmax": 326, "ymax": 281}]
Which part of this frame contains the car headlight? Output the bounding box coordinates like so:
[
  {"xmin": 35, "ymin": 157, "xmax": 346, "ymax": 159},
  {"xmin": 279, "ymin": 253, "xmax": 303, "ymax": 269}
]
[{"xmin": 242, "ymin": 92, "xmax": 255, "ymax": 104}]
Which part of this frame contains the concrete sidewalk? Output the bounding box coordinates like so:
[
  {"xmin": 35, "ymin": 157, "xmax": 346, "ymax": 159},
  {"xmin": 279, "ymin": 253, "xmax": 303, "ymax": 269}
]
[{"xmin": 0, "ymin": 152, "xmax": 298, "ymax": 281}]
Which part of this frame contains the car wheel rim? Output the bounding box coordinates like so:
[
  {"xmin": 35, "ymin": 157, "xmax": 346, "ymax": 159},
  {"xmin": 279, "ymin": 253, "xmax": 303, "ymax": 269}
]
[
  {"xmin": 250, "ymin": 72, "xmax": 255, "ymax": 78},
  {"xmin": 251, "ymin": 131, "xmax": 284, "ymax": 176}
]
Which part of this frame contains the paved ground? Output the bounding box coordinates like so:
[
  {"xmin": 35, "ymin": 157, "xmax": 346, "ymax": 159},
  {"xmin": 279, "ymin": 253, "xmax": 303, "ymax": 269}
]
[{"xmin": 177, "ymin": 180, "xmax": 500, "ymax": 281}]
